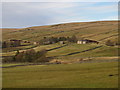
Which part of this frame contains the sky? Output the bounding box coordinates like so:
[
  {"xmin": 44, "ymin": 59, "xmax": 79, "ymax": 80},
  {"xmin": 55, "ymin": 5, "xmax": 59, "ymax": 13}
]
[{"xmin": 1, "ymin": 2, "xmax": 118, "ymax": 28}]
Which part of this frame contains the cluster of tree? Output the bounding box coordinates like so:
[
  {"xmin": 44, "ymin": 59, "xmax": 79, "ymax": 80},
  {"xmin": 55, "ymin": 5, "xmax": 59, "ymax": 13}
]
[
  {"xmin": 2, "ymin": 40, "xmax": 21, "ymax": 48},
  {"xmin": 39, "ymin": 35, "xmax": 78, "ymax": 45},
  {"xmin": 3, "ymin": 49, "xmax": 48, "ymax": 63},
  {"xmin": 2, "ymin": 41, "xmax": 9, "ymax": 48},
  {"xmin": 105, "ymin": 40, "xmax": 119, "ymax": 46},
  {"xmin": 0, "ymin": 41, "xmax": 2, "ymax": 48},
  {"xmin": 67, "ymin": 35, "xmax": 78, "ymax": 43}
]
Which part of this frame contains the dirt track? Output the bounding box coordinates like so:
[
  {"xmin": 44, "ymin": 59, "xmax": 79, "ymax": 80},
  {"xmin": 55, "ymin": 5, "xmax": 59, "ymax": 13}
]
[{"xmin": 1, "ymin": 58, "xmax": 118, "ymax": 68}]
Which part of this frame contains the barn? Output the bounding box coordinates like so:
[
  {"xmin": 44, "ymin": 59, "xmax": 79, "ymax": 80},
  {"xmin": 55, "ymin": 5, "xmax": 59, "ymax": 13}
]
[{"xmin": 77, "ymin": 39, "xmax": 99, "ymax": 44}]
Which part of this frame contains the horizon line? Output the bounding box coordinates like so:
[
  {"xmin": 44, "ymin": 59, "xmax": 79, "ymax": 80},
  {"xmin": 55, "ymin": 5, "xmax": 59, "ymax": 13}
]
[{"xmin": 1, "ymin": 20, "xmax": 118, "ymax": 29}]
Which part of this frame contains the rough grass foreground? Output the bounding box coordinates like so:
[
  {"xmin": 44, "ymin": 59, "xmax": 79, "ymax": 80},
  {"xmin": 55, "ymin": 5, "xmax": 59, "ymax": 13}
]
[{"xmin": 3, "ymin": 62, "xmax": 118, "ymax": 88}]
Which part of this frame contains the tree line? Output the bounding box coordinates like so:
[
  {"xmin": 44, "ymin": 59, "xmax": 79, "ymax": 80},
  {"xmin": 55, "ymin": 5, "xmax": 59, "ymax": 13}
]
[
  {"xmin": 39, "ymin": 35, "xmax": 78, "ymax": 45},
  {"xmin": 3, "ymin": 49, "xmax": 48, "ymax": 63},
  {"xmin": 2, "ymin": 40, "xmax": 21, "ymax": 48}
]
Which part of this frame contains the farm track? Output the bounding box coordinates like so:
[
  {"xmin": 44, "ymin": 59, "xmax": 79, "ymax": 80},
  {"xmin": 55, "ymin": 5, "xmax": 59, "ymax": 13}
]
[
  {"xmin": 1, "ymin": 59, "xmax": 118, "ymax": 68},
  {"xmin": 76, "ymin": 59, "xmax": 118, "ymax": 64}
]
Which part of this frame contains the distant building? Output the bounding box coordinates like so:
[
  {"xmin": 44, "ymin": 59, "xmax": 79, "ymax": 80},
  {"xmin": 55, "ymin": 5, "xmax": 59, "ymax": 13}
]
[
  {"xmin": 77, "ymin": 40, "xmax": 86, "ymax": 44},
  {"xmin": 77, "ymin": 39, "xmax": 99, "ymax": 44},
  {"xmin": 23, "ymin": 40, "xmax": 30, "ymax": 43},
  {"xmin": 43, "ymin": 41, "xmax": 49, "ymax": 45},
  {"xmin": 2, "ymin": 39, "xmax": 22, "ymax": 48},
  {"xmin": 2, "ymin": 41, "xmax": 7, "ymax": 48},
  {"xmin": 59, "ymin": 41, "xmax": 65, "ymax": 44},
  {"xmin": 33, "ymin": 42, "xmax": 39, "ymax": 45},
  {"xmin": 9, "ymin": 39, "xmax": 21, "ymax": 47}
]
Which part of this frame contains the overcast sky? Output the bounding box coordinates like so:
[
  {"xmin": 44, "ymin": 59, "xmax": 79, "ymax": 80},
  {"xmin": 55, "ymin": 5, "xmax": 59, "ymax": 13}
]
[{"xmin": 2, "ymin": 2, "xmax": 118, "ymax": 28}]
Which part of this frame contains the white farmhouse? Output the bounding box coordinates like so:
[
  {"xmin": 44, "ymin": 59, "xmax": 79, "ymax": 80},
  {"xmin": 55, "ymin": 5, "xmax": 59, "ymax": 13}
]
[
  {"xmin": 77, "ymin": 40, "xmax": 87, "ymax": 44},
  {"xmin": 77, "ymin": 39, "xmax": 99, "ymax": 44}
]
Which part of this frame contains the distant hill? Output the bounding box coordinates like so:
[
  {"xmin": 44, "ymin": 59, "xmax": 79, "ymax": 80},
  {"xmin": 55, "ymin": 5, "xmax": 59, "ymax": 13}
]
[{"xmin": 2, "ymin": 21, "xmax": 118, "ymax": 43}]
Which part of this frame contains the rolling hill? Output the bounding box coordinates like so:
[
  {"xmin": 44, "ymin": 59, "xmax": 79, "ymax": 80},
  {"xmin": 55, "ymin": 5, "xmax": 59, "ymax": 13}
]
[
  {"xmin": 1, "ymin": 20, "xmax": 119, "ymax": 60},
  {"xmin": 2, "ymin": 21, "xmax": 119, "ymax": 88},
  {"xmin": 2, "ymin": 21, "xmax": 118, "ymax": 44}
]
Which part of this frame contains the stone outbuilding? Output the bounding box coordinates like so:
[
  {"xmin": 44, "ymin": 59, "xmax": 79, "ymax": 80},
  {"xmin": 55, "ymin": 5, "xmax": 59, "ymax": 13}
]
[
  {"xmin": 59, "ymin": 41, "xmax": 65, "ymax": 44},
  {"xmin": 33, "ymin": 42, "xmax": 39, "ymax": 45}
]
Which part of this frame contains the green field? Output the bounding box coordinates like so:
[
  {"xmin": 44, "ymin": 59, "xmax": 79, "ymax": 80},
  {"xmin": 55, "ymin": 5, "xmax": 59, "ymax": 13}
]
[
  {"xmin": 2, "ymin": 21, "xmax": 118, "ymax": 58},
  {"xmin": 2, "ymin": 21, "xmax": 119, "ymax": 88},
  {"xmin": 2, "ymin": 62, "xmax": 118, "ymax": 88},
  {"xmin": 2, "ymin": 43, "xmax": 118, "ymax": 60}
]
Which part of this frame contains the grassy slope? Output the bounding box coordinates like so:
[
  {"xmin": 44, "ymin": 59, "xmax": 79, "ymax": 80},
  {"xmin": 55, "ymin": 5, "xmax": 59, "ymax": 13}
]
[
  {"xmin": 2, "ymin": 21, "xmax": 118, "ymax": 88},
  {"xmin": 2, "ymin": 21, "xmax": 118, "ymax": 58},
  {"xmin": 2, "ymin": 43, "xmax": 118, "ymax": 59},
  {"xmin": 63, "ymin": 45, "xmax": 118, "ymax": 58},
  {"xmin": 2, "ymin": 21, "xmax": 118, "ymax": 43},
  {"xmin": 46, "ymin": 43, "xmax": 100, "ymax": 57},
  {"xmin": 1, "ymin": 21, "xmax": 118, "ymax": 60},
  {"xmin": 3, "ymin": 62, "xmax": 118, "ymax": 88}
]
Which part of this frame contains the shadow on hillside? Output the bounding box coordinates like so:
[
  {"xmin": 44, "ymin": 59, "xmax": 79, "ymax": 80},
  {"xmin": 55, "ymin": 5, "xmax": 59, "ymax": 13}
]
[
  {"xmin": 51, "ymin": 45, "xmax": 103, "ymax": 58},
  {"xmin": 46, "ymin": 44, "xmax": 68, "ymax": 51},
  {"xmin": 64, "ymin": 45, "xmax": 103, "ymax": 56}
]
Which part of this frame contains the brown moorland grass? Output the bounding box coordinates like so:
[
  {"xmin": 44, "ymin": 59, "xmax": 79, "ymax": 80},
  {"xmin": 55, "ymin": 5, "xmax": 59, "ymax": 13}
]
[{"xmin": 2, "ymin": 21, "xmax": 118, "ymax": 42}]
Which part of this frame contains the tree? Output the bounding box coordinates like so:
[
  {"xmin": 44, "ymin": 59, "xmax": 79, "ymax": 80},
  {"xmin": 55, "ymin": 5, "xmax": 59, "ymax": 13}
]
[
  {"xmin": 66, "ymin": 36, "xmax": 71, "ymax": 42},
  {"xmin": 114, "ymin": 40, "xmax": 120, "ymax": 45},
  {"xmin": 34, "ymin": 49, "xmax": 48, "ymax": 63},
  {"xmin": 2, "ymin": 41, "xmax": 7, "ymax": 48},
  {"xmin": 58, "ymin": 37, "xmax": 67, "ymax": 41},
  {"xmin": 50, "ymin": 37, "xmax": 58, "ymax": 43},
  {"xmin": 70, "ymin": 35, "xmax": 78, "ymax": 43},
  {"xmin": 13, "ymin": 50, "xmax": 20, "ymax": 62},
  {"xmin": 12, "ymin": 49, "xmax": 48, "ymax": 63},
  {"xmin": 15, "ymin": 51, "xmax": 25, "ymax": 62}
]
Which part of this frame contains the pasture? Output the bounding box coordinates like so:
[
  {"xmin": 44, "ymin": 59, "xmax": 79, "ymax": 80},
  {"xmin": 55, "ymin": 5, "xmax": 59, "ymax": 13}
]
[
  {"xmin": 1, "ymin": 21, "xmax": 119, "ymax": 88},
  {"xmin": 2, "ymin": 61, "xmax": 118, "ymax": 88},
  {"xmin": 2, "ymin": 43, "xmax": 118, "ymax": 60}
]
